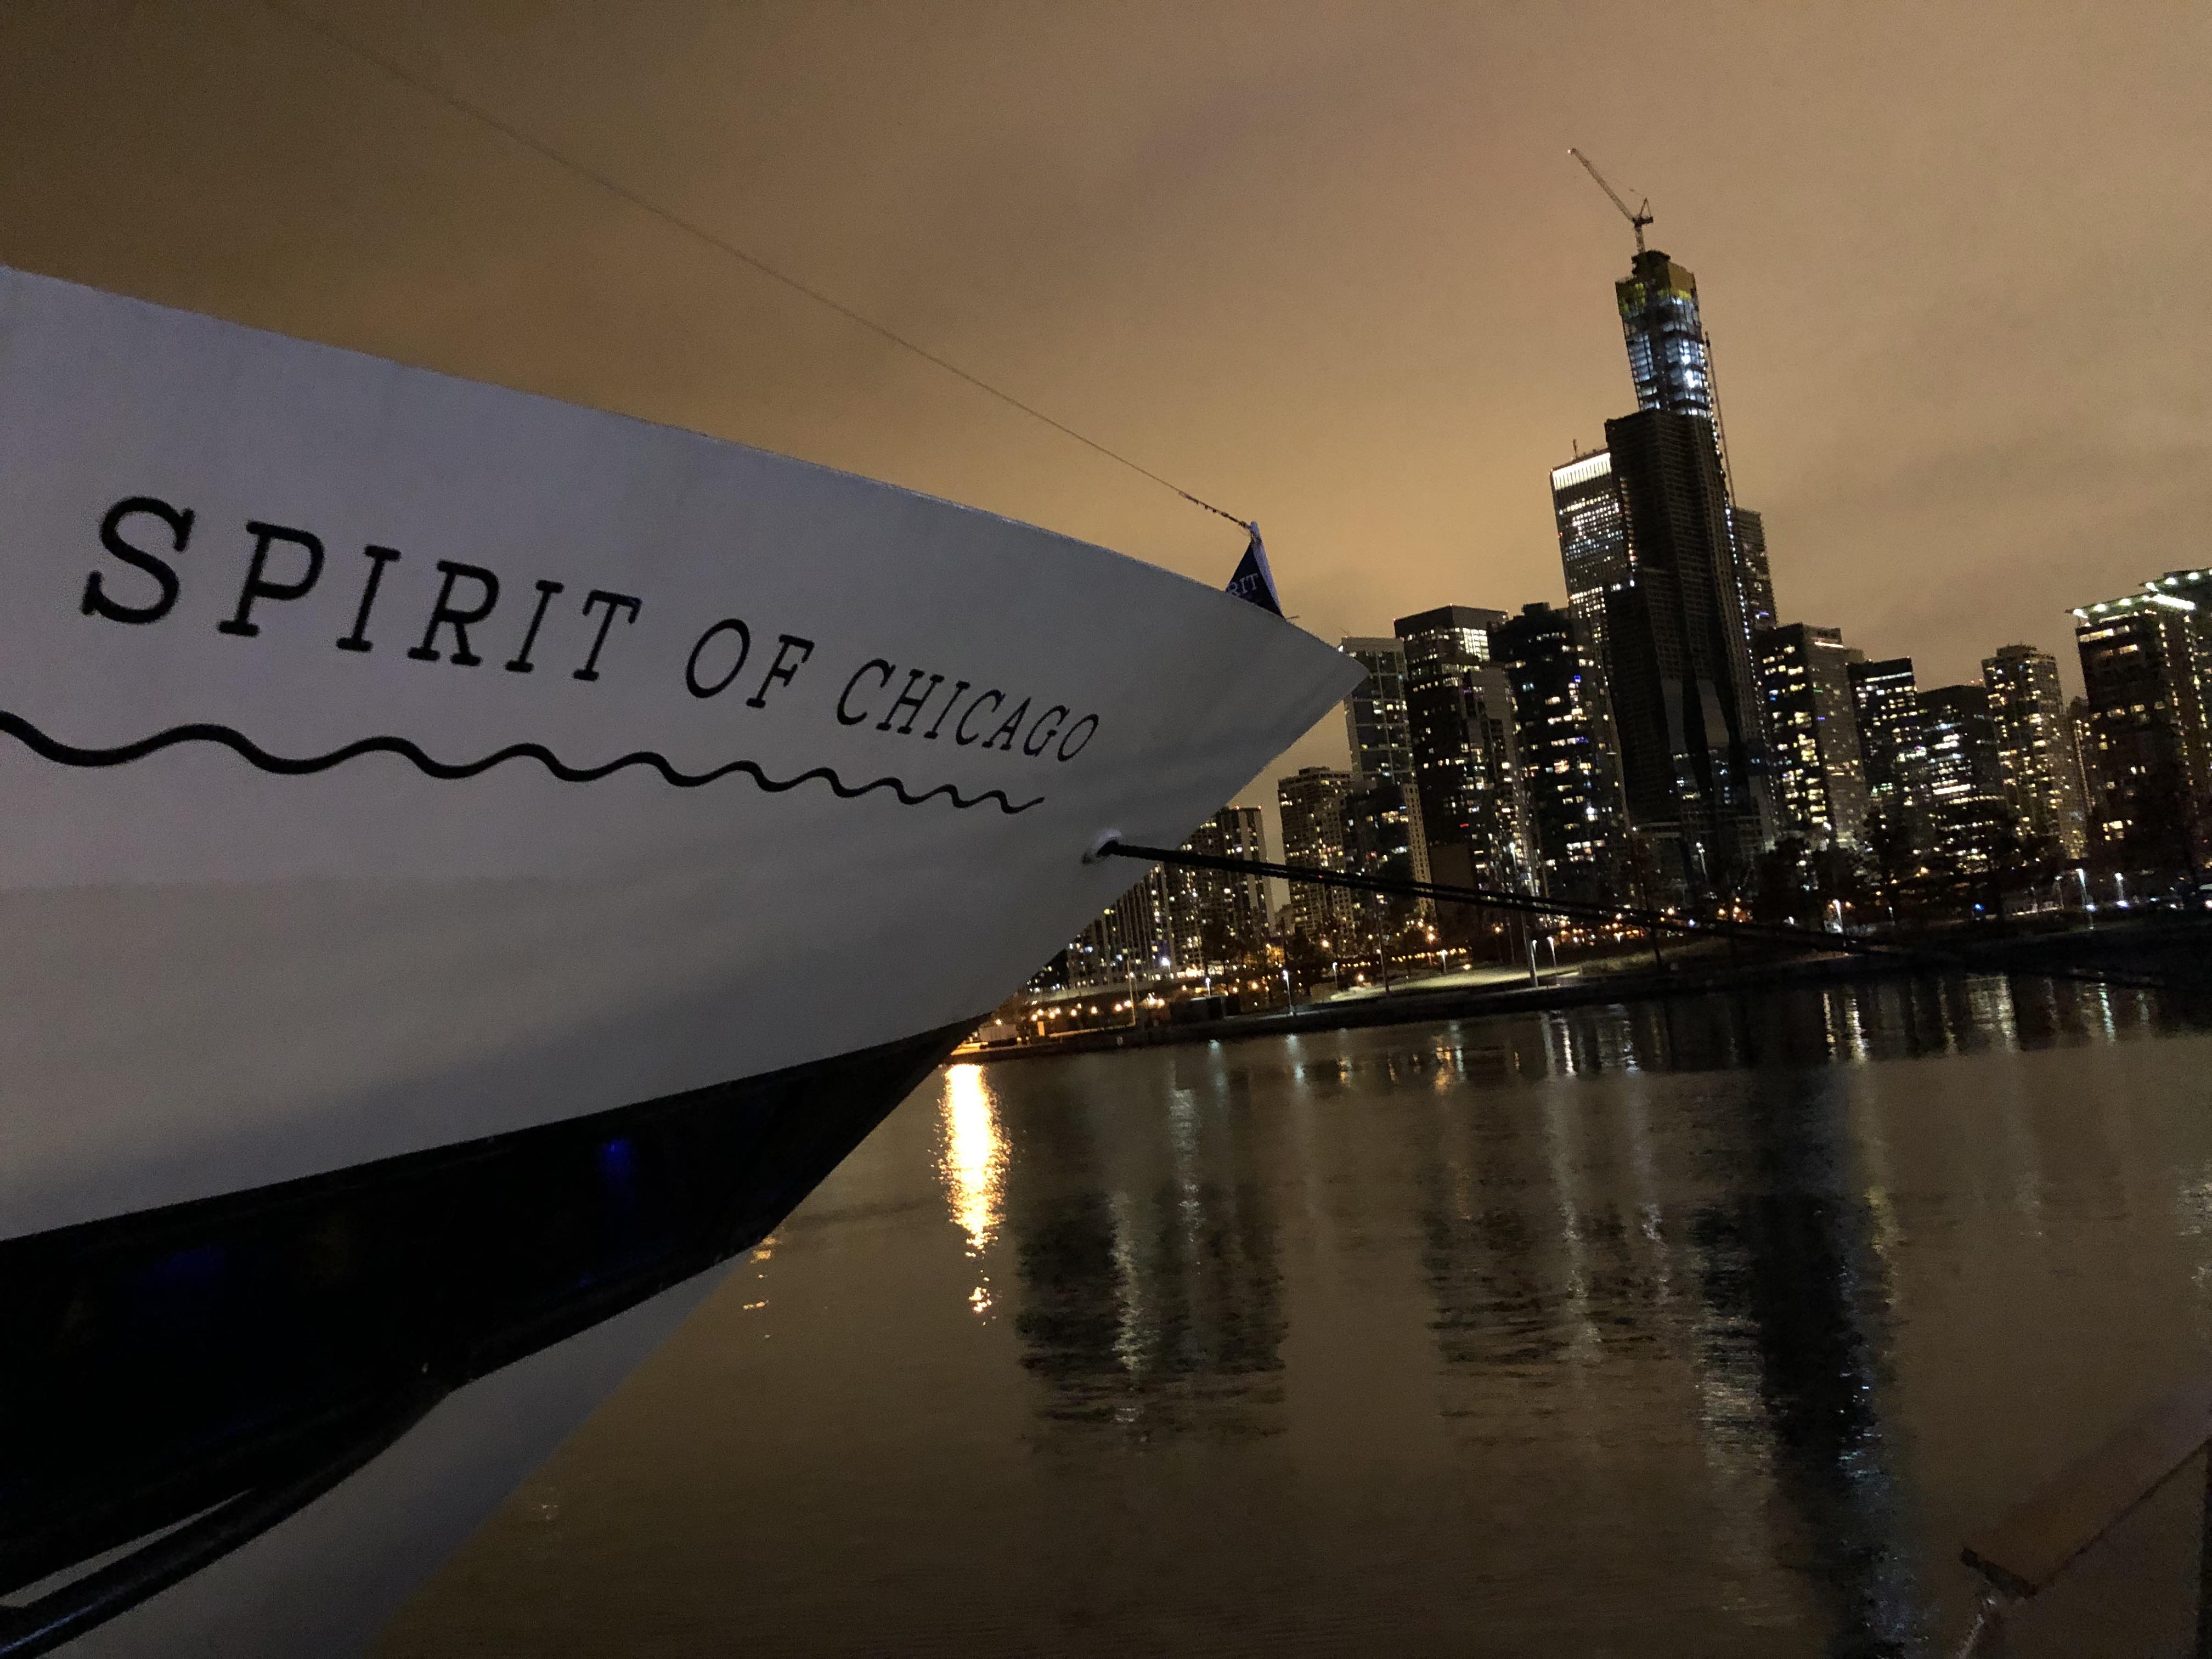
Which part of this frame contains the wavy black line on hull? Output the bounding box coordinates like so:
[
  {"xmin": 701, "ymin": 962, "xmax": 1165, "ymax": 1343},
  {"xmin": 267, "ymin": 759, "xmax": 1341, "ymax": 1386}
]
[
  {"xmin": 0, "ymin": 1019, "xmax": 970, "ymax": 1656},
  {"xmin": 0, "ymin": 710, "xmax": 1046, "ymax": 813}
]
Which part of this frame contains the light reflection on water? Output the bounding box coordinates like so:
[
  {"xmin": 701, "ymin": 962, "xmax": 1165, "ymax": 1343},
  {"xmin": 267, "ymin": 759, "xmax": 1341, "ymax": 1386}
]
[
  {"xmin": 938, "ymin": 1063, "xmax": 1005, "ymax": 1251},
  {"xmin": 937, "ymin": 1062, "xmax": 1006, "ymax": 1313},
  {"xmin": 386, "ymin": 975, "xmax": 2212, "ymax": 1658}
]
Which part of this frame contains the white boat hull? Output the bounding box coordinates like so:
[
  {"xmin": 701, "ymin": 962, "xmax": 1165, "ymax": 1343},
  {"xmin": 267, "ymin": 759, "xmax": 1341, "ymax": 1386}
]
[
  {"xmin": 0, "ymin": 263, "xmax": 1353, "ymax": 1240},
  {"xmin": 0, "ymin": 264, "xmax": 1356, "ymax": 1652}
]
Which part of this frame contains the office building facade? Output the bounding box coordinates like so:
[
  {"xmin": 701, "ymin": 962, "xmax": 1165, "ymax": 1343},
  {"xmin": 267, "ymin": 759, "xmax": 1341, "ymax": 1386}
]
[
  {"xmin": 1552, "ymin": 450, "xmax": 1630, "ymax": 681},
  {"xmin": 1982, "ymin": 644, "xmax": 2086, "ymax": 859},
  {"xmin": 1277, "ymin": 765, "xmax": 1355, "ymax": 943},
  {"xmin": 1068, "ymin": 807, "xmax": 1271, "ymax": 985},
  {"xmin": 1395, "ymin": 607, "xmax": 1535, "ymax": 906},
  {"xmin": 1613, "ymin": 246, "xmax": 1778, "ymax": 687},
  {"xmin": 1757, "ymin": 623, "xmax": 1869, "ymax": 847},
  {"xmin": 1183, "ymin": 806, "xmax": 1271, "ymax": 963},
  {"xmin": 1339, "ymin": 635, "xmax": 1430, "ymax": 886},
  {"xmin": 2071, "ymin": 592, "xmax": 2211, "ymax": 876},
  {"xmin": 1848, "ymin": 657, "xmax": 1932, "ymax": 850},
  {"xmin": 1491, "ymin": 603, "xmax": 1625, "ymax": 903},
  {"xmin": 1340, "ymin": 778, "xmax": 1419, "ymax": 945},
  {"xmin": 1341, "ymin": 636, "xmax": 1415, "ymax": 782},
  {"xmin": 1920, "ymin": 685, "xmax": 2013, "ymax": 872}
]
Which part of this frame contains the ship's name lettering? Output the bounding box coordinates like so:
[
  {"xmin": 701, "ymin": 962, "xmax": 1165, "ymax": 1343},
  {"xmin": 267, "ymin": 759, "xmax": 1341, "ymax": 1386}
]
[
  {"xmin": 823, "ymin": 659, "xmax": 1097, "ymax": 760},
  {"xmin": 76, "ymin": 494, "xmax": 1098, "ymax": 762}
]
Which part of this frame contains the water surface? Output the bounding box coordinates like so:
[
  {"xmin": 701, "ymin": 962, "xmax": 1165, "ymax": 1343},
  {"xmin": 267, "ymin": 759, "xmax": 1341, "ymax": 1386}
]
[{"xmin": 381, "ymin": 978, "xmax": 2212, "ymax": 1656}]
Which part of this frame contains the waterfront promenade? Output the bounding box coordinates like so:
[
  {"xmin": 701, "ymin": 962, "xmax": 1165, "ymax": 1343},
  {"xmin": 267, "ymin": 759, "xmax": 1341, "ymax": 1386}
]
[{"xmin": 965, "ymin": 913, "xmax": 2212, "ymax": 1063}]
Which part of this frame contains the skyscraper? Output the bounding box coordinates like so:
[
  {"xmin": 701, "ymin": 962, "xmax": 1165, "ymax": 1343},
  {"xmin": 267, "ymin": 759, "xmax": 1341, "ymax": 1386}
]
[
  {"xmin": 1340, "ymin": 778, "xmax": 1419, "ymax": 946},
  {"xmin": 1920, "ymin": 685, "xmax": 2013, "ymax": 872},
  {"xmin": 1070, "ymin": 870, "xmax": 1173, "ymax": 985},
  {"xmin": 1067, "ymin": 807, "xmax": 1271, "ymax": 984},
  {"xmin": 2070, "ymin": 590, "xmax": 2211, "ymax": 876},
  {"xmin": 1340, "ymin": 636, "xmax": 1415, "ymax": 782},
  {"xmin": 1728, "ymin": 506, "xmax": 1778, "ymax": 638},
  {"xmin": 1339, "ymin": 635, "xmax": 1430, "ymax": 886},
  {"xmin": 1756, "ymin": 624, "xmax": 1869, "ymax": 847},
  {"xmin": 1394, "ymin": 605, "xmax": 1509, "ymax": 680},
  {"xmin": 2145, "ymin": 568, "xmax": 2212, "ymax": 738},
  {"xmin": 1491, "ymin": 603, "xmax": 1625, "ymax": 903},
  {"xmin": 1591, "ymin": 409, "xmax": 1773, "ymax": 895},
  {"xmin": 1848, "ymin": 657, "xmax": 1932, "ymax": 850},
  {"xmin": 1277, "ymin": 765, "xmax": 1354, "ymax": 942},
  {"xmin": 1183, "ymin": 806, "xmax": 1271, "ymax": 963},
  {"xmin": 2069, "ymin": 696, "xmax": 2098, "ymax": 845},
  {"xmin": 1612, "ymin": 247, "xmax": 1776, "ymax": 679},
  {"xmin": 1982, "ymin": 644, "xmax": 2086, "ymax": 859},
  {"xmin": 1551, "ymin": 450, "xmax": 1630, "ymax": 675},
  {"xmin": 1617, "ymin": 249, "xmax": 1718, "ymax": 424},
  {"xmin": 1394, "ymin": 607, "xmax": 1534, "ymax": 905},
  {"xmin": 2143, "ymin": 567, "xmax": 2212, "ymax": 647}
]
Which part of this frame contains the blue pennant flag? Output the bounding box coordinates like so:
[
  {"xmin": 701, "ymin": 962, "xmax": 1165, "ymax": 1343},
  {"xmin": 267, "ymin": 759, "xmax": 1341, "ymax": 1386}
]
[{"xmin": 1223, "ymin": 523, "xmax": 1282, "ymax": 616}]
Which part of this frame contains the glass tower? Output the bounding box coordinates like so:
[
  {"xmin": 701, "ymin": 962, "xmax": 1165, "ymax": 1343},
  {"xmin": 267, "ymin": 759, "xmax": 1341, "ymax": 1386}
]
[
  {"xmin": 2071, "ymin": 590, "xmax": 2212, "ymax": 876},
  {"xmin": 1491, "ymin": 603, "xmax": 1626, "ymax": 903},
  {"xmin": 1617, "ymin": 250, "xmax": 1717, "ymax": 423},
  {"xmin": 1615, "ymin": 249, "xmax": 1776, "ymax": 675},
  {"xmin": 1551, "ymin": 450, "xmax": 1630, "ymax": 677},
  {"xmin": 1588, "ymin": 409, "xmax": 1774, "ymax": 896},
  {"xmin": 1848, "ymin": 658, "xmax": 1933, "ymax": 847},
  {"xmin": 1920, "ymin": 686, "xmax": 2013, "ymax": 873},
  {"xmin": 1392, "ymin": 607, "xmax": 1535, "ymax": 908},
  {"xmin": 1338, "ymin": 634, "xmax": 1431, "ymax": 913}
]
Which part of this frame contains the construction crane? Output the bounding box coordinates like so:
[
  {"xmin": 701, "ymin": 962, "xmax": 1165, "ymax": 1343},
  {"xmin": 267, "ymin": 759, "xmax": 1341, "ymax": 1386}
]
[{"xmin": 1568, "ymin": 148, "xmax": 1652, "ymax": 256}]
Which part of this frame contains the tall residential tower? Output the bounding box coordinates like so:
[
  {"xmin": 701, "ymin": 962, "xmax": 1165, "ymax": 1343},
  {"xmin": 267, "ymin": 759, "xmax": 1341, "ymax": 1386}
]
[
  {"xmin": 1492, "ymin": 603, "xmax": 1625, "ymax": 903},
  {"xmin": 1395, "ymin": 607, "xmax": 1535, "ymax": 909},
  {"xmin": 1756, "ymin": 624, "xmax": 1868, "ymax": 847},
  {"xmin": 2070, "ymin": 591, "xmax": 2211, "ymax": 876},
  {"xmin": 1339, "ymin": 635, "xmax": 1430, "ymax": 888},
  {"xmin": 1982, "ymin": 645, "xmax": 2086, "ymax": 859}
]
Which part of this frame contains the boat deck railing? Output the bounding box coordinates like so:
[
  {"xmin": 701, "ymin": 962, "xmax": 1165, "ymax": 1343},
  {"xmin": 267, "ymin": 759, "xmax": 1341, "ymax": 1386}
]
[{"xmin": 1957, "ymin": 1380, "xmax": 2212, "ymax": 1655}]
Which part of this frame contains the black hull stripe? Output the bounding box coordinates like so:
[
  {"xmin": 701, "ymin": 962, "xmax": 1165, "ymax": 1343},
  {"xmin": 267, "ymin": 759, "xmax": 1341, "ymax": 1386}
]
[
  {"xmin": 0, "ymin": 709, "xmax": 1045, "ymax": 813},
  {"xmin": 0, "ymin": 1018, "xmax": 975, "ymax": 1653}
]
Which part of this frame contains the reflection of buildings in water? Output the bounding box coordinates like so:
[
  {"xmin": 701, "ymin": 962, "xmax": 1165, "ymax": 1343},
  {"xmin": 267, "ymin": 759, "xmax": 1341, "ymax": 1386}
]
[
  {"xmin": 1413, "ymin": 975, "xmax": 2191, "ymax": 1645},
  {"xmin": 1692, "ymin": 1074, "xmax": 1922, "ymax": 1655},
  {"xmin": 1974, "ymin": 980, "xmax": 2021, "ymax": 1049},
  {"xmin": 1003, "ymin": 1079, "xmax": 1285, "ymax": 1435},
  {"xmin": 935, "ymin": 1065, "xmax": 1007, "ymax": 1313},
  {"xmin": 1415, "ymin": 1073, "xmax": 1672, "ymax": 1375},
  {"xmin": 1412, "ymin": 1057, "xmax": 1799, "ymax": 1607},
  {"xmin": 1525, "ymin": 972, "xmax": 2179, "ymax": 1083},
  {"xmin": 1821, "ymin": 986, "xmax": 1874, "ymax": 1064},
  {"xmin": 1415, "ymin": 1040, "xmax": 1922, "ymax": 1649},
  {"xmin": 1532, "ymin": 1002, "xmax": 1675, "ymax": 1076},
  {"xmin": 2004, "ymin": 975, "xmax": 2108, "ymax": 1049}
]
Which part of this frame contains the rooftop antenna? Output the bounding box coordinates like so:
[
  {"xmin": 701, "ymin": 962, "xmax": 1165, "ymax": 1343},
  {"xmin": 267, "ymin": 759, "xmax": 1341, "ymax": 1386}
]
[{"xmin": 1568, "ymin": 148, "xmax": 1652, "ymax": 256}]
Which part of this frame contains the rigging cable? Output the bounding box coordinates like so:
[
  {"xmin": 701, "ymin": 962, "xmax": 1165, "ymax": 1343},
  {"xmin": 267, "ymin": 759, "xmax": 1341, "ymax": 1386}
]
[
  {"xmin": 1096, "ymin": 839, "xmax": 2179, "ymax": 996},
  {"xmin": 253, "ymin": 1, "xmax": 1254, "ymax": 532}
]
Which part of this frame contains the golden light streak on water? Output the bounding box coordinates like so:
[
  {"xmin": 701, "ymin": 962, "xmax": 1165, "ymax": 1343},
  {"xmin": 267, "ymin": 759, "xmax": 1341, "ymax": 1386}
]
[{"xmin": 938, "ymin": 1064, "xmax": 1006, "ymax": 1262}]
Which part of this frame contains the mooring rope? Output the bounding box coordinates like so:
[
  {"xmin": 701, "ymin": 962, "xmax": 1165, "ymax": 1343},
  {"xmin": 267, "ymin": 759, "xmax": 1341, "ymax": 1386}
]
[
  {"xmin": 255, "ymin": 1, "xmax": 1253, "ymax": 534},
  {"xmin": 1097, "ymin": 839, "xmax": 2177, "ymax": 996}
]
